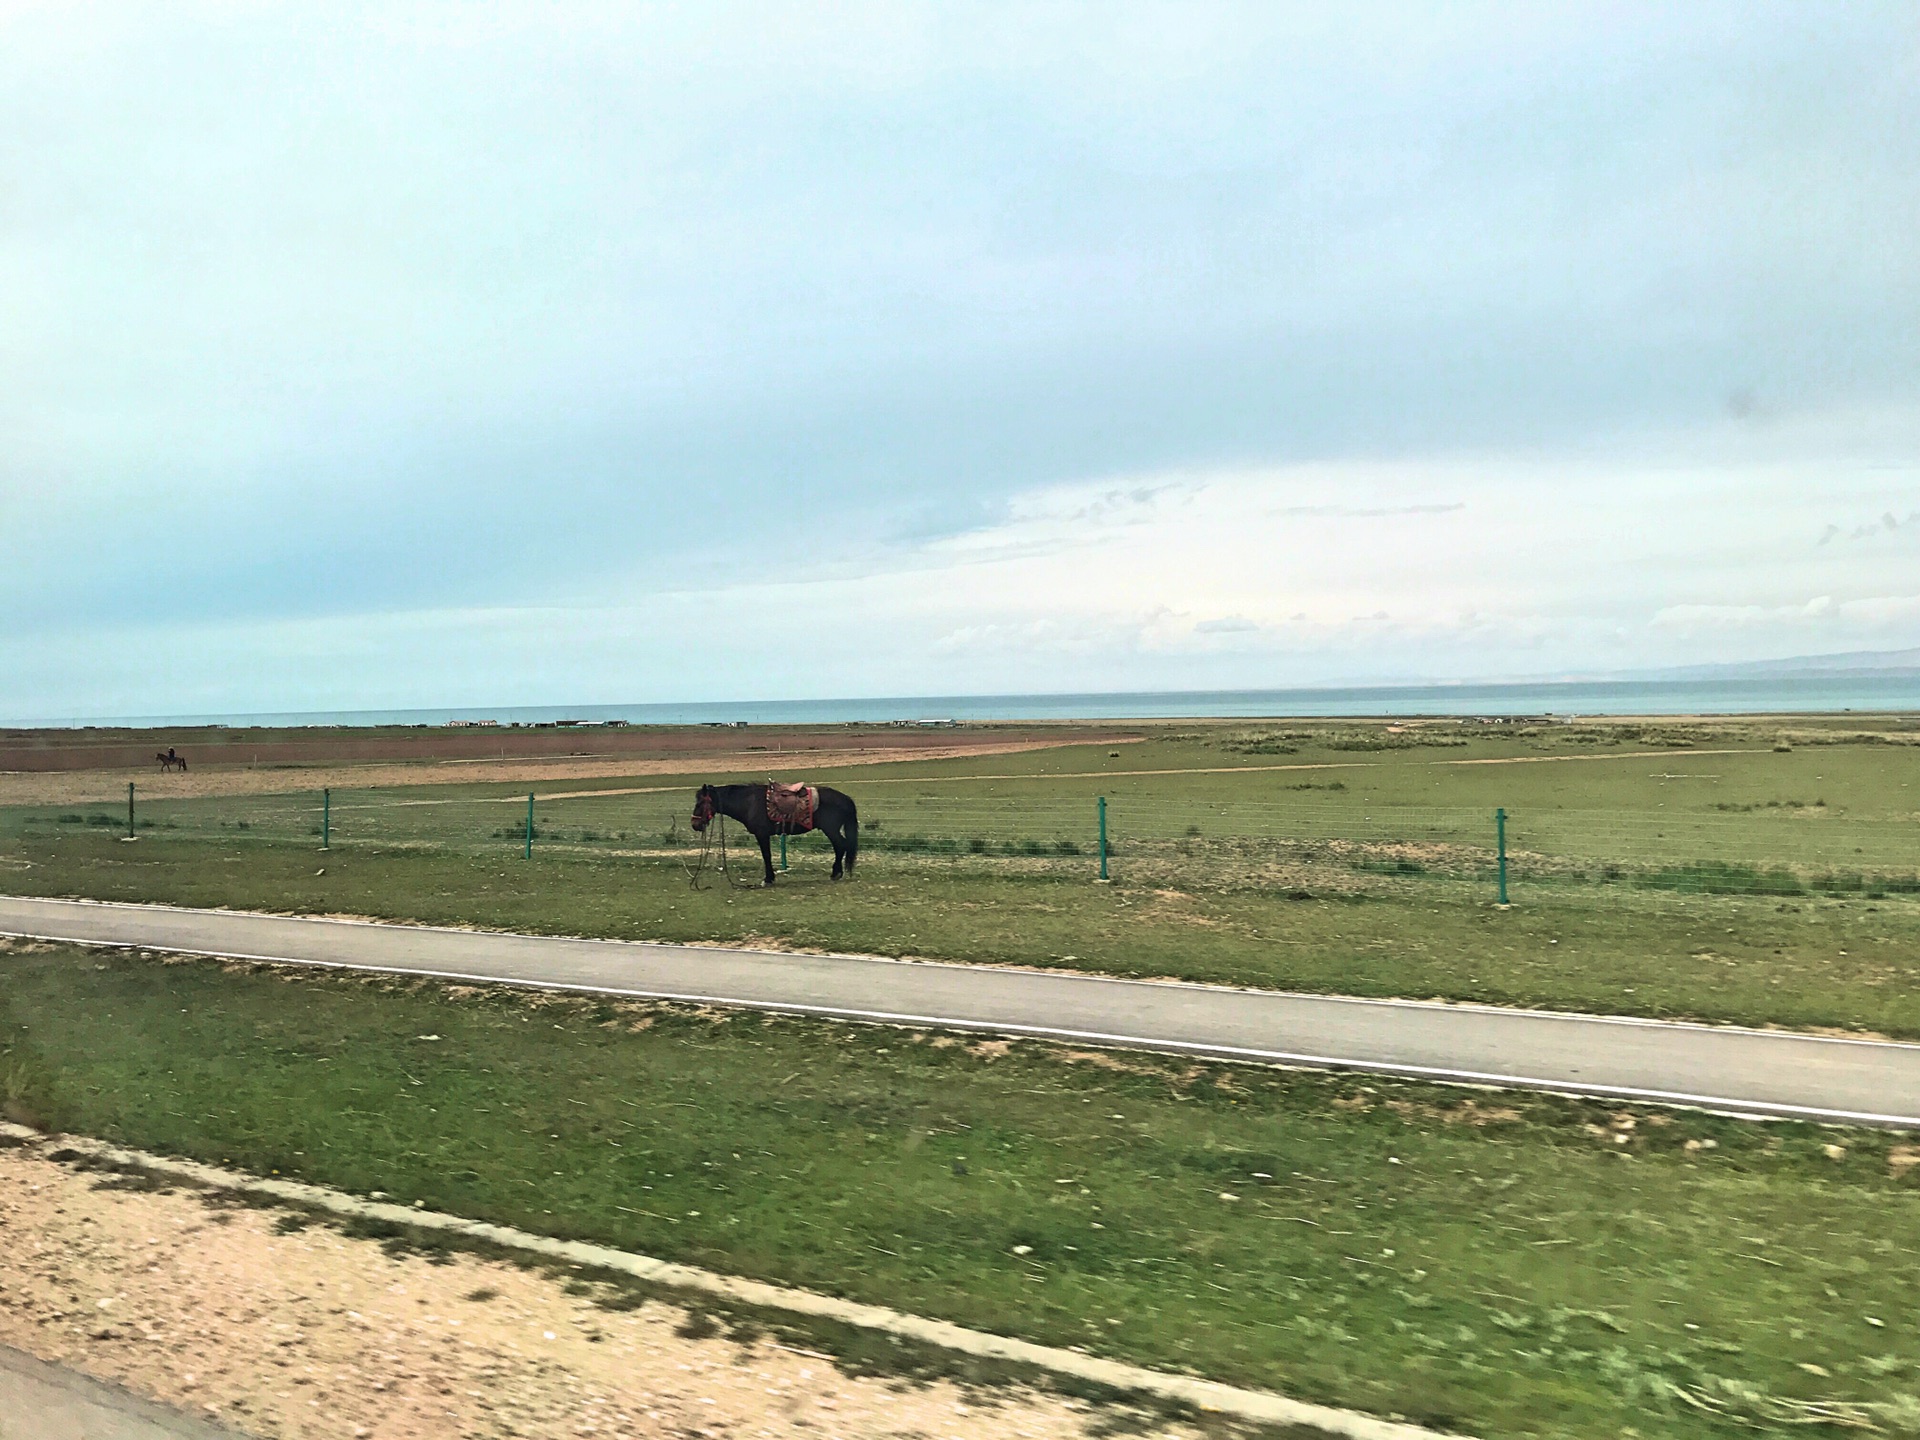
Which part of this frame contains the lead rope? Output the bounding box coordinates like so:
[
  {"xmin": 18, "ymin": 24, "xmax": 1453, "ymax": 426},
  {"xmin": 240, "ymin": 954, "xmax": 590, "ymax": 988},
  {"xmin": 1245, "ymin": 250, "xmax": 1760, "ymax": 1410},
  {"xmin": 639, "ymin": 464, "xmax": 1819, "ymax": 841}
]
[
  {"xmin": 683, "ymin": 820, "xmax": 713, "ymax": 889},
  {"xmin": 718, "ymin": 812, "xmax": 761, "ymax": 889},
  {"xmin": 681, "ymin": 803, "xmax": 766, "ymax": 891},
  {"xmin": 683, "ymin": 807, "xmax": 728, "ymax": 891}
]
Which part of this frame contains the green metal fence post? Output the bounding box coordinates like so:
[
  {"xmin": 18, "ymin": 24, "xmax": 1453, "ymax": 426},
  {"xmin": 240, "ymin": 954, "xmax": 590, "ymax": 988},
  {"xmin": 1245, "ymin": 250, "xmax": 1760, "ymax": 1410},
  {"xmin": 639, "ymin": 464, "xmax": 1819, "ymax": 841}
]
[
  {"xmin": 127, "ymin": 782, "xmax": 135, "ymax": 840},
  {"xmin": 525, "ymin": 793, "xmax": 535, "ymax": 860},
  {"xmin": 780, "ymin": 831, "xmax": 788, "ymax": 871},
  {"xmin": 321, "ymin": 788, "xmax": 331, "ymax": 850},
  {"xmin": 1098, "ymin": 796, "xmax": 1109, "ymax": 880},
  {"xmin": 1496, "ymin": 807, "xmax": 1508, "ymax": 905}
]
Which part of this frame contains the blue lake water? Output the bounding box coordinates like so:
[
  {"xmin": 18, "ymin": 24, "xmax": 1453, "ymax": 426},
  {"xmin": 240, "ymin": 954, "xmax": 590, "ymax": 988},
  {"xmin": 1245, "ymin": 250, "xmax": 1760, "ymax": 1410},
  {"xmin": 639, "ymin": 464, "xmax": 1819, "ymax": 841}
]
[{"xmin": 45, "ymin": 675, "xmax": 1920, "ymax": 728}]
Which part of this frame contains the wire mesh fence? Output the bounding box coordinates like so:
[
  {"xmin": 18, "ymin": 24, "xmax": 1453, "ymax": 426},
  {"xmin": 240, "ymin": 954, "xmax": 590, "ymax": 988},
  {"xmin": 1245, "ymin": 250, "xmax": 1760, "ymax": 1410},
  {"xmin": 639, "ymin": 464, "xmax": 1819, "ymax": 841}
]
[{"xmin": 4, "ymin": 775, "xmax": 1917, "ymax": 901}]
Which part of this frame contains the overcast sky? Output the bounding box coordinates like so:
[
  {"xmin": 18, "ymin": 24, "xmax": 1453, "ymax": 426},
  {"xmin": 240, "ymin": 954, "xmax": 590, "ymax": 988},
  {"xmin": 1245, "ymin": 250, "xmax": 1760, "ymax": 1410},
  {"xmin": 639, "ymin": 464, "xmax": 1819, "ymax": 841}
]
[{"xmin": 4, "ymin": 2, "xmax": 1917, "ymax": 718}]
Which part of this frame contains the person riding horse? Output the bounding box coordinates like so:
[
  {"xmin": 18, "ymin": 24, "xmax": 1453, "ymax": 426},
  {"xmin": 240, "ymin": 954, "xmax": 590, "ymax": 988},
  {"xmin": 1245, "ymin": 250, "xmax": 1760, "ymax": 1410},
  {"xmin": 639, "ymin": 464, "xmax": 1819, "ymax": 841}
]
[{"xmin": 155, "ymin": 747, "xmax": 188, "ymax": 773}]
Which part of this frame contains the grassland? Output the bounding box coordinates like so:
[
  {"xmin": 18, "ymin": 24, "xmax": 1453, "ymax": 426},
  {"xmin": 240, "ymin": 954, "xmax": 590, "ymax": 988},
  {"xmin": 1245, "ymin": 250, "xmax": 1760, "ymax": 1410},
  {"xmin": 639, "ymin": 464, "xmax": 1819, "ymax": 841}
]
[
  {"xmin": 10, "ymin": 828, "xmax": 1920, "ymax": 1037},
  {"xmin": 6, "ymin": 938, "xmax": 1920, "ymax": 1438},
  {"xmin": 5, "ymin": 717, "xmax": 1920, "ymax": 1034}
]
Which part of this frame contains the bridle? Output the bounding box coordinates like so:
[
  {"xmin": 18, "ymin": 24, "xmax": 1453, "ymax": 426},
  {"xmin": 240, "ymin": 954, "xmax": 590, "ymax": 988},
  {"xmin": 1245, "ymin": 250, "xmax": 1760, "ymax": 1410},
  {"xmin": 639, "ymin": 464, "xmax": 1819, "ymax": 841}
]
[{"xmin": 690, "ymin": 788, "xmax": 715, "ymax": 833}]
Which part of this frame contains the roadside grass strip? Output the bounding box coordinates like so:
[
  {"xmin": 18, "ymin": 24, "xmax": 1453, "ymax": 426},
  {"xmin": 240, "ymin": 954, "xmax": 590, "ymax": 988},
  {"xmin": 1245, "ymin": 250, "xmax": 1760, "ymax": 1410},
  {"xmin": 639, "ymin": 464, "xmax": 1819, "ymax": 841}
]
[
  {"xmin": 0, "ymin": 1124, "xmax": 1447, "ymax": 1440},
  {"xmin": 8, "ymin": 828, "xmax": 1920, "ymax": 1037},
  {"xmin": 7, "ymin": 939, "xmax": 1920, "ymax": 1437}
]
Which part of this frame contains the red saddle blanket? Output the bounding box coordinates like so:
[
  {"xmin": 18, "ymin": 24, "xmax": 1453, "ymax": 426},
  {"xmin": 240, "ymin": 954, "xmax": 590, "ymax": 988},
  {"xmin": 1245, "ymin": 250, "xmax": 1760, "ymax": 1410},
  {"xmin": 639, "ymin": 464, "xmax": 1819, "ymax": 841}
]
[{"xmin": 765, "ymin": 782, "xmax": 817, "ymax": 831}]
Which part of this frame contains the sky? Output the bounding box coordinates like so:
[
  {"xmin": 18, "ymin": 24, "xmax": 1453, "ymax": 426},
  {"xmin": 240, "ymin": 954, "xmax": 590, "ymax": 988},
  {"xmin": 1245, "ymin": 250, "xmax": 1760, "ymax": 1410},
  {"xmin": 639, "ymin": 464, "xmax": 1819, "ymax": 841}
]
[{"xmin": 3, "ymin": 2, "xmax": 1917, "ymax": 719}]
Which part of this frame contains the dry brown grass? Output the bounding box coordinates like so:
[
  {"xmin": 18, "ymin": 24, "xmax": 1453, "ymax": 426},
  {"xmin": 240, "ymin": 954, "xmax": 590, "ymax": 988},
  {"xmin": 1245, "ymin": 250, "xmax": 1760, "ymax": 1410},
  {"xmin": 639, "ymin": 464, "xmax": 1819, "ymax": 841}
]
[{"xmin": 0, "ymin": 733, "xmax": 1140, "ymax": 807}]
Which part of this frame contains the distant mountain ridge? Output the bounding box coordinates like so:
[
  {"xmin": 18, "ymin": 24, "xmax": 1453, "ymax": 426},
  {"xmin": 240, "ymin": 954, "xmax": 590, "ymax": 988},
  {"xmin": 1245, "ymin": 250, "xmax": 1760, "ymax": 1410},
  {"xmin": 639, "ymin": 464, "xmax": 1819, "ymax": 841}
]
[{"xmin": 1642, "ymin": 647, "xmax": 1920, "ymax": 681}]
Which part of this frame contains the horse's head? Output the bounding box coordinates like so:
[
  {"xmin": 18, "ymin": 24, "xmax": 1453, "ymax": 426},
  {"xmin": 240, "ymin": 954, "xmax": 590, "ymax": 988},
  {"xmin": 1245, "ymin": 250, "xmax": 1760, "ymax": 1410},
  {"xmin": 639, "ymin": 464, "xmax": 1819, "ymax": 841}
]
[{"xmin": 690, "ymin": 784, "xmax": 717, "ymax": 833}]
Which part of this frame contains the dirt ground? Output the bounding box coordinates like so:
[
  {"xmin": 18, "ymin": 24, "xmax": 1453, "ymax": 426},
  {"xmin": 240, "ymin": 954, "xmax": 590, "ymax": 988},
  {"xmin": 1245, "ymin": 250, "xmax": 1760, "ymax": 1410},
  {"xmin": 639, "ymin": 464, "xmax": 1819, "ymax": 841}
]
[
  {"xmin": 2, "ymin": 723, "xmax": 1144, "ymax": 775},
  {"xmin": 0, "ymin": 1141, "xmax": 1200, "ymax": 1440},
  {"xmin": 0, "ymin": 735, "xmax": 1140, "ymax": 809}
]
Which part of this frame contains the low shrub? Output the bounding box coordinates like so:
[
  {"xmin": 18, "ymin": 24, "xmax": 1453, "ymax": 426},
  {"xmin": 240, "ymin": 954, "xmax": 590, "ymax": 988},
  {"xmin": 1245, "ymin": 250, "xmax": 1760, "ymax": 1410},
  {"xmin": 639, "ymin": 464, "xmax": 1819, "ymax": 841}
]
[
  {"xmin": 1639, "ymin": 862, "xmax": 1805, "ymax": 897},
  {"xmin": 1356, "ymin": 857, "xmax": 1426, "ymax": 876},
  {"xmin": 1811, "ymin": 871, "xmax": 1866, "ymax": 894}
]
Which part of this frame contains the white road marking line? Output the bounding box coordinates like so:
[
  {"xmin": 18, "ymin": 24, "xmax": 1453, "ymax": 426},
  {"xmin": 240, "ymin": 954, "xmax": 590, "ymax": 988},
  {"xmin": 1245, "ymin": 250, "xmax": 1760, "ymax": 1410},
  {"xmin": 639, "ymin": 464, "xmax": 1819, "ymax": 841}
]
[{"xmin": 9, "ymin": 924, "xmax": 1916, "ymax": 1129}]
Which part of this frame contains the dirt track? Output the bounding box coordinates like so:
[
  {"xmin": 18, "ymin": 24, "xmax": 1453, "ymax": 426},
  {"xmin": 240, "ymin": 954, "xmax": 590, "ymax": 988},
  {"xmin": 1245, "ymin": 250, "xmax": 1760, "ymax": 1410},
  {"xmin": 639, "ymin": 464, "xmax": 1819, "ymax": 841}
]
[
  {"xmin": 0, "ymin": 722, "xmax": 1143, "ymax": 772},
  {"xmin": 0, "ymin": 736, "xmax": 1140, "ymax": 808},
  {"xmin": 0, "ymin": 1142, "xmax": 1190, "ymax": 1440}
]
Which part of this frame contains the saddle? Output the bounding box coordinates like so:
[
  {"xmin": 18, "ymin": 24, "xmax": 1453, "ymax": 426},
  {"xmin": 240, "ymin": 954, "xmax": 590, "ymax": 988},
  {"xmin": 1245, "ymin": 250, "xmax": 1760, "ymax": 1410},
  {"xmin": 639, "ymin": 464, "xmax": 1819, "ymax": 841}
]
[{"xmin": 765, "ymin": 781, "xmax": 817, "ymax": 831}]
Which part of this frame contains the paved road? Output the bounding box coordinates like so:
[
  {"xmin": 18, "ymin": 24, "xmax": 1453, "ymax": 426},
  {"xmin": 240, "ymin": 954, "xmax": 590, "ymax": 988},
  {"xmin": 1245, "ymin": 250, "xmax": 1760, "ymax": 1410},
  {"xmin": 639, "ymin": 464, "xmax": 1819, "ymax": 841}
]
[
  {"xmin": 5, "ymin": 895, "xmax": 1918, "ymax": 1127},
  {"xmin": 0, "ymin": 1345, "xmax": 245, "ymax": 1440}
]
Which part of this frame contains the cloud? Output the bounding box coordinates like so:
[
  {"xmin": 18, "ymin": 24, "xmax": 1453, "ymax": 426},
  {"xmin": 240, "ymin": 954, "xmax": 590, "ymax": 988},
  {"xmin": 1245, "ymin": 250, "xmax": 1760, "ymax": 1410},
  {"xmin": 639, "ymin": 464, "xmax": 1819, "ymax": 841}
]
[
  {"xmin": 1652, "ymin": 592, "xmax": 1920, "ymax": 631},
  {"xmin": 1271, "ymin": 504, "xmax": 1468, "ymax": 519},
  {"xmin": 1847, "ymin": 510, "xmax": 1920, "ymax": 540},
  {"xmin": 6, "ymin": 446, "xmax": 1917, "ymax": 718},
  {"xmin": 2, "ymin": 4, "xmax": 1917, "ymax": 713}
]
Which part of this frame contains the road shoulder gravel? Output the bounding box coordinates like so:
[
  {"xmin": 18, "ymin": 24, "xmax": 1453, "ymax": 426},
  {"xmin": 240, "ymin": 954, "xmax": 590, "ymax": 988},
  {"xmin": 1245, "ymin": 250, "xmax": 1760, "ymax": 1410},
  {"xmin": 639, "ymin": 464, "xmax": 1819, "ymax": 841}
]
[{"xmin": 0, "ymin": 1127, "xmax": 1458, "ymax": 1440}]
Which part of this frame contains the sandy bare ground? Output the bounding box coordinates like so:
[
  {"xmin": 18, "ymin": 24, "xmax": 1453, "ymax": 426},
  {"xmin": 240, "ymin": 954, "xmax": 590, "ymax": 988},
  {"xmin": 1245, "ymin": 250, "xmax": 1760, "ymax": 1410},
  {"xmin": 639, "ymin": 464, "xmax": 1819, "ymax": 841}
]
[
  {"xmin": 0, "ymin": 741, "xmax": 1740, "ymax": 813},
  {"xmin": 0, "ymin": 1142, "xmax": 1196, "ymax": 1440},
  {"xmin": 0, "ymin": 738, "xmax": 1136, "ymax": 809}
]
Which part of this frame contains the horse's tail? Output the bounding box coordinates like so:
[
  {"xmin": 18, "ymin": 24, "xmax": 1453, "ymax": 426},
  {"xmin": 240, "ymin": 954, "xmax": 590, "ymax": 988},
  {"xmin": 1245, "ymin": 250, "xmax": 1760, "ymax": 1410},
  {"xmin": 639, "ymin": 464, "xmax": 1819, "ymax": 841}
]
[{"xmin": 843, "ymin": 801, "xmax": 859, "ymax": 874}]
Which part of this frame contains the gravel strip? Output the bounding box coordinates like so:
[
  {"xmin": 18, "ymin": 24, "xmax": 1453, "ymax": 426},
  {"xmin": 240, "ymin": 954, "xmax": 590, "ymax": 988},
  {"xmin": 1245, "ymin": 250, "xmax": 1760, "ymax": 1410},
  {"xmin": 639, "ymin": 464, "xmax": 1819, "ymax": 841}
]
[
  {"xmin": 0, "ymin": 1139, "xmax": 1193, "ymax": 1440},
  {"xmin": 0, "ymin": 1122, "xmax": 1463, "ymax": 1440}
]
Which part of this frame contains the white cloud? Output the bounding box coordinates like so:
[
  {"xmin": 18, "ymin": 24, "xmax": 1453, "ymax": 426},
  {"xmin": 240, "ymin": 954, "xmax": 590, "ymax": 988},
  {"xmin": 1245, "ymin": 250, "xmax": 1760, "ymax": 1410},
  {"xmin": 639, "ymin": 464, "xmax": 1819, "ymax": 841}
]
[
  {"xmin": 8, "ymin": 440, "xmax": 1918, "ymax": 718},
  {"xmin": 3, "ymin": 5, "xmax": 1917, "ymax": 714},
  {"xmin": 1654, "ymin": 593, "xmax": 1920, "ymax": 632}
]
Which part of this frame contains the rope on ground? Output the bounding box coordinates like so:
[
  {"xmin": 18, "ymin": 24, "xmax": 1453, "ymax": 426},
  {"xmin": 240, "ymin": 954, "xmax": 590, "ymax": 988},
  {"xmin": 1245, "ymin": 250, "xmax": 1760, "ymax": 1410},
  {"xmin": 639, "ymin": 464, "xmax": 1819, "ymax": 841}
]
[{"xmin": 681, "ymin": 815, "xmax": 763, "ymax": 890}]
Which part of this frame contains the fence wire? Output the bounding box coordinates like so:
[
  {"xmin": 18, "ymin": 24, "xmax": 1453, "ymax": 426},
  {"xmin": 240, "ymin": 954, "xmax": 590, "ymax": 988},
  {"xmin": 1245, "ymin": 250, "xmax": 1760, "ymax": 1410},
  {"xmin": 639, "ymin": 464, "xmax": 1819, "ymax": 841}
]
[{"xmin": 4, "ymin": 781, "xmax": 1916, "ymax": 898}]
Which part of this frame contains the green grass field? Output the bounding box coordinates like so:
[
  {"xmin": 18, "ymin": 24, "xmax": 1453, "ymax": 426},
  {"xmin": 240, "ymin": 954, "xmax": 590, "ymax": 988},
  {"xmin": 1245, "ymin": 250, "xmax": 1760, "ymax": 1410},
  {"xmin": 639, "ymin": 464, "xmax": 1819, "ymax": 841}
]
[
  {"xmin": 14, "ymin": 719, "xmax": 1920, "ymax": 881},
  {"xmin": 5, "ymin": 939, "xmax": 1919, "ymax": 1439},
  {"xmin": 5, "ymin": 717, "xmax": 1920, "ymax": 1035}
]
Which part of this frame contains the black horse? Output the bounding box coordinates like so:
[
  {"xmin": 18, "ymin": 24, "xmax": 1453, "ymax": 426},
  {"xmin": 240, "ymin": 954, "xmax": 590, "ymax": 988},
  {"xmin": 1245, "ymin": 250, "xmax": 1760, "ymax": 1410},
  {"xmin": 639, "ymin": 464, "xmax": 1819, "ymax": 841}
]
[{"xmin": 690, "ymin": 783, "xmax": 859, "ymax": 886}]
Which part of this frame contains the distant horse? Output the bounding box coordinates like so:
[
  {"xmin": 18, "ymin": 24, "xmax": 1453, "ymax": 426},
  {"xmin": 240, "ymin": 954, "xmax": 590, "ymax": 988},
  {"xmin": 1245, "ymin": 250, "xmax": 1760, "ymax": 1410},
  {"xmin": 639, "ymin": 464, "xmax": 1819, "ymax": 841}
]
[
  {"xmin": 155, "ymin": 748, "xmax": 188, "ymax": 773},
  {"xmin": 690, "ymin": 782, "xmax": 858, "ymax": 886}
]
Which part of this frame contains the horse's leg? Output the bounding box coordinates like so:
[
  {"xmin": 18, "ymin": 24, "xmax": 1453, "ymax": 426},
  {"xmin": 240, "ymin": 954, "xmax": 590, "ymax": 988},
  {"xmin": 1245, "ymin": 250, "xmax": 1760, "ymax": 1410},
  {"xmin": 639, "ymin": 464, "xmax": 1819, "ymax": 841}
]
[
  {"xmin": 822, "ymin": 821, "xmax": 846, "ymax": 879},
  {"xmin": 757, "ymin": 831, "xmax": 776, "ymax": 886}
]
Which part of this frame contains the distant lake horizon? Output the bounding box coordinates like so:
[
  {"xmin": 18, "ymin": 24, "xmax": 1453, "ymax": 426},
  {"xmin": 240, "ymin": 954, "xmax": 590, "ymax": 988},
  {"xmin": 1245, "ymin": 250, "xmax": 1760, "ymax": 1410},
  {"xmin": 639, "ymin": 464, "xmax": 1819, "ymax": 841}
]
[{"xmin": 23, "ymin": 675, "xmax": 1920, "ymax": 729}]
